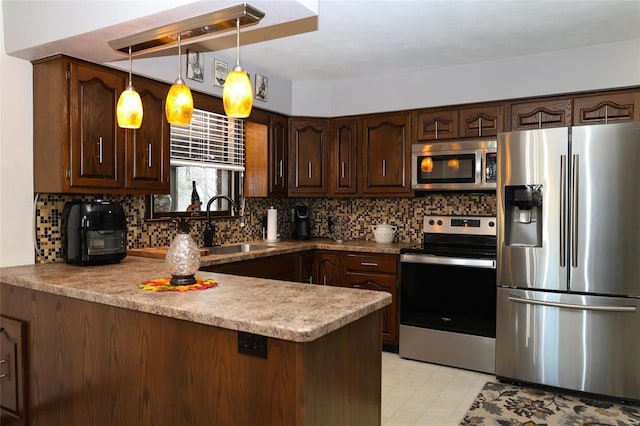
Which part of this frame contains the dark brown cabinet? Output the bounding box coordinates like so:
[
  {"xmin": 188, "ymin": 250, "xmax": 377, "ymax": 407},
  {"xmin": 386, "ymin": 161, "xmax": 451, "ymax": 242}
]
[
  {"xmin": 573, "ymin": 91, "xmax": 640, "ymax": 125},
  {"xmin": 0, "ymin": 316, "xmax": 27, "ymax": 425},
  {"xmin": 200, "ymin": 252, "xmax": 301, "ymax": 282},
  {"xmin": 415, "ymin": 109, "xmax": 458, "ymax": 141},
  {"xmin": 314, "ymin": 251, "xmax": 341, "ymax": 286},
  {"xmin": 458, "ymin": 105, "xmax": 505, "ymax": 138},
  {"xmin": 124, "ymin": 77, "xmax": 170, "ymax": 192},
  {"xmin": 34, "ymin": 56, "xmax": 126, "ymax": 193},
  {"xmin": 289, "ymin": 118, "xmax": 329, "ymax": 196},
  {"xmin": 342, "ymin": 253, "xmax": 399, "ymax": 345},
  {"xmin": 510, "ymin": 98, "xmax": 573, "ymax": 130},
  {"xmin": 360, "ymin": 113, "xmax": 412, "ymax": 196},
  {"xmin": 330, "ymin": 118, "xmax": 358, "ymax": 195},
  {"xmin": 270, "ymin": 114, "xmax": 289, "ymax": 196}
]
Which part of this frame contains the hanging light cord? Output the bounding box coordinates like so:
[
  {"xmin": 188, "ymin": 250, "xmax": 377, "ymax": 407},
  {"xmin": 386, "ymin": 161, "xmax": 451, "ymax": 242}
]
[
  {"xmin": 177, "ymin": 33, "xmax": 183, "ymax": 78},
  {"xmin": 127, "ymin": 46, "xmax": 133, "ymax": 86},
  {"xmin": 235, "ymin": 18, "xmax": 241, "ymax": 68}
]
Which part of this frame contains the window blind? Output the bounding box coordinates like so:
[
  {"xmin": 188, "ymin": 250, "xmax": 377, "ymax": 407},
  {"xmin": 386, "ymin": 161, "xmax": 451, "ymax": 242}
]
[{"xmin": 170, "ymin": 109, "xmax": 245, "ymax": 171}]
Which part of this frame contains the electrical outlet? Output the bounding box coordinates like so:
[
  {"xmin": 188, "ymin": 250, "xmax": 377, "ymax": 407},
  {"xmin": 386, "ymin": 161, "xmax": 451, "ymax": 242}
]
[{"xmin": 238, "ymin": 331, "xmax": 268, "ymax": 359}]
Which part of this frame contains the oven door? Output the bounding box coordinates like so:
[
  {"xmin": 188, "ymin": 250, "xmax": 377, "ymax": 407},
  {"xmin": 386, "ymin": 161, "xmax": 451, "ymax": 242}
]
[{"xmin": 400, "ymin": 254, "xmax": 496, "ymax": 338}]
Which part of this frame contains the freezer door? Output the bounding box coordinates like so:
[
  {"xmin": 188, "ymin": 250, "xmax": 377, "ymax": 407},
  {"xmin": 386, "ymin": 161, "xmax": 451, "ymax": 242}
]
[
  {"xmin": 496, "ymin": 288, "xmax": 640, "ymax": 401},
  {"xmin": 497, "ymin": 127, "xmax": 569, "ymax": 291},
  {"xmin": 570, "ymin": 122, "xmax": 640, "ymax": 297}
]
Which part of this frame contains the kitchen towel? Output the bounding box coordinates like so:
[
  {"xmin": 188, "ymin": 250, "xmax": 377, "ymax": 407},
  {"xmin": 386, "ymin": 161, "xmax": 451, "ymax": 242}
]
[{"xmin": 266, "ymin": 206, "xmax": 278, "ymax": 241}]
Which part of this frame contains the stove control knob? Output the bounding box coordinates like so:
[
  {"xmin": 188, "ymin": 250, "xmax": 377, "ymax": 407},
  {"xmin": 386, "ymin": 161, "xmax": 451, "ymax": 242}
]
[
  {"xmin": 428, "ymin": 219, "xmax": 435, "ymax": 226},
  {"xmin": 489, "ymin": 221, "xmax": 495, "ymax": 227},
  {"xmin": 437, "ymin": 220, "xmax": 443, "ymax": 226}
]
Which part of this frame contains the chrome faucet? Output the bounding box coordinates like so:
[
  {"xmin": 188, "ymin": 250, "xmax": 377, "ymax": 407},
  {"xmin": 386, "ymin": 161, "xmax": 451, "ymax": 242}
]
[{"xmin": 203, "ymin": 195, "xmax": 239, "ymax": 247}]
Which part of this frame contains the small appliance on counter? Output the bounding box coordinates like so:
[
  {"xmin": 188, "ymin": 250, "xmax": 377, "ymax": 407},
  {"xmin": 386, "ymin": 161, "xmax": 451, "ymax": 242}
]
[
  {"xmin": 291, "ymin": 205, "xmax": 311, "ymax": 239},
  {"xmin": 62, "ymin": 200, "xmax": 127, "ymax": 266}
]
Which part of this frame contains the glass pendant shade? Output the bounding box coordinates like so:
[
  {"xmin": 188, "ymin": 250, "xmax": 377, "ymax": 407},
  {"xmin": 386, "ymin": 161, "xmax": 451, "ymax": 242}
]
[
  {"xmin": 223, "ymin": 66, "xmax": 253, "ymax": 118},
  {"xmin": 165, "ymin": 78, "xmax": 193, "ymax": 125},
  {"xmin": 116, "ymin": 46, "xmax": 143, "ymax": 129},
  {"xmin": 165, "ymin": 33, "xmax": 193, "ymax": 126},
  {"xmin": 117, "ymin": 84, "xmax": 143, "ymax": 128}
]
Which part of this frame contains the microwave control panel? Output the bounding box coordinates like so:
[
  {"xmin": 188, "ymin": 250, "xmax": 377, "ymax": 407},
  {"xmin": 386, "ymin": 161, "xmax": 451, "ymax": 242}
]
[{"xmin": 485, "ymin": 152, "xmax": 497, "ymax": 183}]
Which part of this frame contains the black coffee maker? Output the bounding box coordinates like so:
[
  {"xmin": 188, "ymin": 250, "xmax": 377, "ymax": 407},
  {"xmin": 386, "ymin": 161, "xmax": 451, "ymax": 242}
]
[{"xmin": 292, "ymin": 205, "xmax": 311, "ymax": 239}]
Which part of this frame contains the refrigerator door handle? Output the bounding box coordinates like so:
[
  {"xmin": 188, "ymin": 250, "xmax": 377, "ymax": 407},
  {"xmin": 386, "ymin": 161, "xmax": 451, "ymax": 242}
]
[
  {"xmin": 508, "ymin": 295, "xmax": 637, "ymax": 313},
  {"xmin": 571, "ymin": 154, "xmax": 579, "ymax": 268},
  {"xmin": 560, "ymin": 155, "xmax": 567, "ymax": 267}
]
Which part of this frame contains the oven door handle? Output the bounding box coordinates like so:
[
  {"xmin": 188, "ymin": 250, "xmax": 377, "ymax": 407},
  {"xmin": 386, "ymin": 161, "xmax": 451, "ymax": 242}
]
[{"xmin": 401, "ymin": 254, "xmax": 496, "ymax": 269}]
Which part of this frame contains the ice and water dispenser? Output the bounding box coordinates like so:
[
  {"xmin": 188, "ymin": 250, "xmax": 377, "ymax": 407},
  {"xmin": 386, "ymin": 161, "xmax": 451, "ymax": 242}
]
[{"xmin": 504, "ymin": 185, "xmax": 543, "ymax": 247}]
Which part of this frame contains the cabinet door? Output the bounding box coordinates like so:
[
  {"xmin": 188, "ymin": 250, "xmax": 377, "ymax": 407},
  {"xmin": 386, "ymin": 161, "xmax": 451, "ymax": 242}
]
[
  {"xmin": 510, "ymin": 98, "xmax": 572, "ymax": 130},
  {"xmin": 459, "ymin": 105, "xmax": 505, "ymax": 138},
  {"xmin": 298, "ymin": 251, "xmax": 315, "ymax": 284},
  {"xmin": 330, "ymin": 118, "xmax": 358, "ymax": 195},
  {"xmin": 269, "ymin": 114, "xmax": 289, "ymax": 196},
  {"xmin": 344, "ymin": 272, "xmax": 398, "ymax": 344},
  {"xmin": 416, "ymin": 109, "xmax": 458, "ymax": 141},
  {"xmin": 314, "ymin": 251, "xmax": 341, "ymax": 286},
  {"xmin": 124, "ymin": 78, "xmax": 170, "ymax": 192},
  {"xmin": 69, "ymin": 62, "xmax": 125, "ymax": 189},
  {"xmin": 289, "ymin": 118, "xmax": 329, "ymax": 195},
  {"xmin": 573, "ymin": 91, "xmax": 640, "ymax": 125},
  {"xmin": 0, "ymin": 316, "xmax": 26, "ymax": 421},
  {"xmin": 361, "ymin": 113, "xmax": 412, "ymax": 195}
]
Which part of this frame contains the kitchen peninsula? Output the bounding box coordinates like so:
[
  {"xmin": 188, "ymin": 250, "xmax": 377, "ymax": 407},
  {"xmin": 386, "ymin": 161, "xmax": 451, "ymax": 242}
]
[{"xmin": 0, "ymin": 256, "xmax": 390, "ymax": 426}]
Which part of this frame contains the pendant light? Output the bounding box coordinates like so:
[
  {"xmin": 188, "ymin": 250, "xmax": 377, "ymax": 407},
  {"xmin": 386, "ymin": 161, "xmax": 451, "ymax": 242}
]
[
  {"xmin": 116, "ymin": 46, "xmax": 143, "ymax": 129},
  {"xmin": 223, "ymin": 18, "xmax": 253, "ymax": 118},
  {"xmin": 165, "ymin": 33, "xmax": 194, "ymax": 126}
]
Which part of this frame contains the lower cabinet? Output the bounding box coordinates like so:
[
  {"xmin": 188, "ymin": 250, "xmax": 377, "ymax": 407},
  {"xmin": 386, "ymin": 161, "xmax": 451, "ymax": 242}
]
[
  {"xmin": 0, "ymin": 316, "xmax": 27, "ymax": 426},
  {"xmin": 314, "ymin": 251, "xmax": 341, "ymax": 286},
  {"xmin": 200, "ymin": 252, "xmax": 301, "ymax": 282}
]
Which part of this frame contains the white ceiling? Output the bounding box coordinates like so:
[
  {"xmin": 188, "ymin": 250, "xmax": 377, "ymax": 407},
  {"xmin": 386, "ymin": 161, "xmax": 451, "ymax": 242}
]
[{"xmin": 4, "ymin": 0, "xmax": 640, "ymax": 83}]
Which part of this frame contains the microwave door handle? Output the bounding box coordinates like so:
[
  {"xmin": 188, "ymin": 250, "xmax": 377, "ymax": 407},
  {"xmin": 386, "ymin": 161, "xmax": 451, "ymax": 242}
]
[{"xmin": 560, "ymin": 155, "xmax": 567, "ymax": 267}]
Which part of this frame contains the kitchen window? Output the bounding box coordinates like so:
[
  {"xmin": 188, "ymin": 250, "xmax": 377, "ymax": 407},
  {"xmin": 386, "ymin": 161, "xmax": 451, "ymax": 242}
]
[{"xmin": 146, "ymin": 109, "xmax": 244, "ymax": 220}]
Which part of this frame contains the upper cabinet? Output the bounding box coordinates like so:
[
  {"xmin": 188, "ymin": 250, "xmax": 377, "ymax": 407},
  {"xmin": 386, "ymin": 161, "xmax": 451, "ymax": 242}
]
[
  {"xmin": 360, "ymin": 113, "xmax": 412, "ymax": 196},
  {"xmin": 330, "ymin": 118, "xmax": 358, "ymax": 195},
  {"xmin": 458, "ymin": 105, "xmax": 505, "ymax": 138},
  {"xmin": 124, "ymin": 77, "xmax": 170, "ymax": 192},
  {"xmin": 510, "ymin": 98, "xmax": 573, "ymax": 130},
  {"xmin": 573, "ymin": 91, "xmax": 640, "ymax": 126},
  {"xmin": 289, "ymin": 118, "xmax": 329, "ymax": 196},
  {"xmin": 33, "ymin": 56, "xmax": 170, "ymax": 194},
  {"xmin": 416, "ymin": 109, "xmax": 458, "ymax": 141},
  {"xmin": 270, "ymin": 114, "xmax": 289, "ymax": 197}
]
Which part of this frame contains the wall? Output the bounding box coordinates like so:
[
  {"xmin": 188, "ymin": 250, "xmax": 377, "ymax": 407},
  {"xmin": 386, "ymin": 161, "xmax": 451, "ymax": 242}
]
[
  {"xmin": 0, "ymin": 8, "xmax": 34, "ymax": 267},
  {"xmin": 34, "ymin": 193, "xmax": 496, "ymax": 263}
]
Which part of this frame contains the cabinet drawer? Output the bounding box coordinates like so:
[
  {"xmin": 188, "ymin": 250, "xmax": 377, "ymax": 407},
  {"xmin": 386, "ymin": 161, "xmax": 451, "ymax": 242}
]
[{"xmin": 344, "ymin": 253, "xmax": 397, "ymax": 274}]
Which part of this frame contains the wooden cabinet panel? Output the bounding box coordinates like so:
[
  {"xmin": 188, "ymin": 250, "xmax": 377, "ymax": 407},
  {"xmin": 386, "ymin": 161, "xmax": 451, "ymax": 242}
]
[
  {"xmin": 124, "ymin": 77, "xmax": 170, "ymax": 192},
  {"xmin": 0, "ymin": 316, "xmax": 26, "ymax": 424},
  {"xmin": 511, "ymin": 98, "xmax": 572, "ymax": 130},
  {"xmin": 200, "ymin": 253, "xmax": 300, "ymax": 282},
  {"xmin": 289, "ymin": 119, "xmax": 329, "ymax": 195},
  {"xmin": 459, "ymin": 105, "xmax": 505, "ymax": 138},
  {"xmin": 573, "ymin": 91, "xmax": 640, "ymax": 125},
  {"xmin": 361, "ymin": 113, "xmax": 412, "ymax": 195},
  {"xmin": 314, "ymin": 251, "xmax": 341, "ymax": 286},
  {"xmin": 344, "ymin": 272, "xmax": 398, "ymax": 344},
  {"xmin": 330, "ymin": 118, "xmax": 358, "ymax": 195},
  {"xmin": 416, "ymin": 109, "xmax": 458, "ymax": 141},
  {"xmin": 244, "ymin": 121, "xmax": 269, "ymax": 197},
  {"xmin": 270, "ymin": 115, "xmax": 289, "ymax": 196}
]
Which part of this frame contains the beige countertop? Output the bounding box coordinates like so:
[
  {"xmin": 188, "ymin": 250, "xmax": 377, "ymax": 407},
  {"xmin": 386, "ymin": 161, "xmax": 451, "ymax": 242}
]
[
  {"xmin": 0, "ymin": 245, "xmax": 392, "ymax": 342},
  {"xmin": 197, "ymin": 238, "xmax": 413, "ymax": 266}
]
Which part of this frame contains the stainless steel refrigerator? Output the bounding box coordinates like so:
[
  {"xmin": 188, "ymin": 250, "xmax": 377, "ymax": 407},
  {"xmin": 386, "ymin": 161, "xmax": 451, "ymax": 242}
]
[{"xmin": 496, "ymin": 122, "xmax": 640, "ymax": 402}]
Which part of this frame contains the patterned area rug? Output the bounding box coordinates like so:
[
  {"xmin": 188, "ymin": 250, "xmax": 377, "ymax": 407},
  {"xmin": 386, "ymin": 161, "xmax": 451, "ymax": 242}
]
[{"xmin": 461, "ymin": 382, "xmax": 640, "ymax": 426}]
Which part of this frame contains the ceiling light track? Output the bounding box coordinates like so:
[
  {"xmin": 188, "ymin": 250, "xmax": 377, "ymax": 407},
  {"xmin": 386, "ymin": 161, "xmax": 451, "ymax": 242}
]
[{"xmin": 108, "ymin": 3, "xmax": 265, "ymax": 55}]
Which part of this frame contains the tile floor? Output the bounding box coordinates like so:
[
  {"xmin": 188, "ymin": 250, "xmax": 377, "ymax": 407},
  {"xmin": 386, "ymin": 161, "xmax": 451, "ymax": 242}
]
[{"xmin": 381, "ymin": 352, "xmax": 493, "ymax": 426}]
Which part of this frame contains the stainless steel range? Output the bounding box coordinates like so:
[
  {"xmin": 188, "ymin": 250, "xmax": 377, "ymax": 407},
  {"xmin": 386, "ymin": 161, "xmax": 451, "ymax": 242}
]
[{"xmin": 399, "ymin": 215, "xmax": 497, "ymax": 373}]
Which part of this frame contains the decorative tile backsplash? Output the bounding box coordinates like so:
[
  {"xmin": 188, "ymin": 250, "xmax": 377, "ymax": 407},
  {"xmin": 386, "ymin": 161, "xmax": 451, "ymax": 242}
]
[{"xmin": 34, "ymin": 193, "xmax": 496, "ymax": 263}]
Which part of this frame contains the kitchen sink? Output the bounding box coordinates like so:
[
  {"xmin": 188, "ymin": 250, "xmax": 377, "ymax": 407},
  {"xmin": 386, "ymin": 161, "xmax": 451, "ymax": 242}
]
[{"xmin": 204, "ymin": 244, "xmax": 275, "ymax": 255}]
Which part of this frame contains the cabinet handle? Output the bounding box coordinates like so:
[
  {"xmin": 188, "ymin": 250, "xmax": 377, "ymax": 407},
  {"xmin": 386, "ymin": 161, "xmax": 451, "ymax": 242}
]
[
  {"xmin": 341, "ymin": 161, "xmax": 345, "ymax": 179},
  {"xmin": 382, "ymin": 160, "xmax": 386, "ymax": 177},
  {"xmin": 97, "ymin": 137, "xmax": 103, "ymax": 164},
  {"xmin": 308, "ymin": 162, "xmax": 312, "ymax": 179},
  {"xmin": 604, "ymin": 105, "xmax": 609, "ymax": 124},
  {"xmin": 435, "ymin": 120, "xmax": 439, "ymax": 139},
  {"xmin": 279, "ymin": 159, "xmax": 283, "ymax": 178},
  {"xmin": 147, "ymin": 144, "xmax": 152, "ymax": 168},
  {"xmin": 361, "ymin": 262, "xmax": 379, "ymax": 267},
  {"xmin": 0, "ymin": 359, "xmax": 6, "ymax": 379},
  {"xmin": 308, "ymin": 275, "xmax": 313, "ymax": 284},
  {"xmin": 323, "ymin": 275, "xmax": 327, "ymax": 285},
  {"xmin": 478, "ymin": 117, "xmax": 483, "ymax": 137},
  {"xmin": 538, "ymin": 111, "xmax": 543, "ymax": 129}
]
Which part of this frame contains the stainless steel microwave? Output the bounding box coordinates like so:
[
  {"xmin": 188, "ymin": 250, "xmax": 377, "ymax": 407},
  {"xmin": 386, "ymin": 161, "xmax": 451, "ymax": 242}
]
[{"xmin": 411, "ymin": 139, "xmax": 497, "ymax": 191}]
